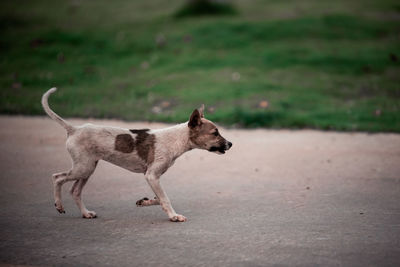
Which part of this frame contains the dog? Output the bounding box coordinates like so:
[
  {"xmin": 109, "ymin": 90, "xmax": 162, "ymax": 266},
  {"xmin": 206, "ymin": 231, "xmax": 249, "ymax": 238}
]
[{"xmin": 41, "ymin": 88, "xmax": 232, "ymax": 222}]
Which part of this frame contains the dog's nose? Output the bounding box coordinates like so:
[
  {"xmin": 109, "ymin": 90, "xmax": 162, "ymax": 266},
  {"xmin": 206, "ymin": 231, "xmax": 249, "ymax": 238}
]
[{"xmin": 228, "ymin": 142, "xmax": 232, "ymax": 148}]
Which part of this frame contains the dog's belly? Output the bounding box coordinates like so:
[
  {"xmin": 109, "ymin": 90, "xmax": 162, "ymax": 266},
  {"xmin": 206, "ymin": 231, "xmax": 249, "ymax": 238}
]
[{"xmin": 102, "ymin": 153, "xmax": 147, "ymax": 173}]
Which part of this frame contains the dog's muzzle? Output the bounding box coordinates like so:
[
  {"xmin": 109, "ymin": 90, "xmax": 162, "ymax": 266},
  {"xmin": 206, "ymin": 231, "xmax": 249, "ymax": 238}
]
[{"xmin": 209, "ymin": 141, "xmax": 232, "ymax": 154}]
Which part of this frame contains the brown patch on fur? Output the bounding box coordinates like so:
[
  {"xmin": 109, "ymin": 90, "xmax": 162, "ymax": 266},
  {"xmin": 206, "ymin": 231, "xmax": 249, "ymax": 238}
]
[
  {"xmin": 129, "ymin": 129, "xmax": 156, "ymax": 164},
  {"xmin": 115, "ymin": 134, "xmax": 134, "ymax": 153}
]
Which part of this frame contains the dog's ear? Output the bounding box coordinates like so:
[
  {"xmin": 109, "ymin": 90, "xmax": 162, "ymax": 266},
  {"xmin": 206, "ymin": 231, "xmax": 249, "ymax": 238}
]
[
  {"xmin": 198, "ymin": 104, "xmax": 205, "ymax": 118},
  {"xmin": 189, "ymin": 109, "xmax": 202, "ymax": 128}
]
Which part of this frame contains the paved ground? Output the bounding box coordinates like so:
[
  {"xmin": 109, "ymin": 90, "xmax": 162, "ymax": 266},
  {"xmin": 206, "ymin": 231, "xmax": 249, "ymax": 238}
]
[{"xmin": 0, "ymin": 116, "xmax": 400, "ymax": 267}]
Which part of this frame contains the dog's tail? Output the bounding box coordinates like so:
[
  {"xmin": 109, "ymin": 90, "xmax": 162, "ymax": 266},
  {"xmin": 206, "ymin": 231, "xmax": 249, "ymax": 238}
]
[{"xmin": 41, "ymin": 88, "xmax": 75, "ymax": 134}]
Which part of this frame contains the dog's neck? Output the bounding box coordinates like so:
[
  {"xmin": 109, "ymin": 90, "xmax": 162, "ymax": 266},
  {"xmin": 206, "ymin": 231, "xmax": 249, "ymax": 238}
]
[{"xmin": 154, "ymin": 122, "xmax": 193, "ymax": 160}]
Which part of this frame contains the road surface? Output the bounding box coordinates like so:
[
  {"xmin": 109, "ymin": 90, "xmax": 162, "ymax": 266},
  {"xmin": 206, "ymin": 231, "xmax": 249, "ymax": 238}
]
[{"xmin": 0, "ymin": 116, "xmax": 399, "ymax": 266}]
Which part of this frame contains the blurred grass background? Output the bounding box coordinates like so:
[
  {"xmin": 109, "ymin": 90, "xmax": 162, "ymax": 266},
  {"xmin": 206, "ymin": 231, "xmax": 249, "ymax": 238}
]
[{"xmin": 0, "ymin": 0, "xmax": 399, "ymax": 131}]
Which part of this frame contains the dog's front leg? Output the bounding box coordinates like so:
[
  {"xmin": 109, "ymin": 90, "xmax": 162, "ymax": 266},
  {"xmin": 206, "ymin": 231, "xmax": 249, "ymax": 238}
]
[{"xmin": 145, "ymin": 173, "xmax": 186, "ymax": 222}]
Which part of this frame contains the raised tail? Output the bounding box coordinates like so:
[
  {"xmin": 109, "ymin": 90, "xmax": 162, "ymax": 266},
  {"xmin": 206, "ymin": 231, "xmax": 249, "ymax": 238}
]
[{"xmin": 41, "ymin": 88, "xmax": 75, "ymax": 134}]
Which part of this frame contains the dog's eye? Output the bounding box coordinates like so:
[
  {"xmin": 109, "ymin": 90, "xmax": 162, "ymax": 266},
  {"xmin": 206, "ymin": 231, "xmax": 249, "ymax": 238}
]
[{"xmin": 213, "ymin": 130, "xmax": 219, "ymax": 136}]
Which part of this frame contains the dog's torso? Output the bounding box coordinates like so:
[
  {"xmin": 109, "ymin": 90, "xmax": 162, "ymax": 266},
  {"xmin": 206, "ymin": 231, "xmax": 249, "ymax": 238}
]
[{"xmin": 66, "ymin": 123, "xmax": 190, "ymax": 174}]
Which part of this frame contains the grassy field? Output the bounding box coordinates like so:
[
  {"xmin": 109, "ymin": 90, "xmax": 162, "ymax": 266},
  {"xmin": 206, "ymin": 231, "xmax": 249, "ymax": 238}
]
[{"xmin": 1, "ymin": 0, "xmax": 399, "ymax": 131}]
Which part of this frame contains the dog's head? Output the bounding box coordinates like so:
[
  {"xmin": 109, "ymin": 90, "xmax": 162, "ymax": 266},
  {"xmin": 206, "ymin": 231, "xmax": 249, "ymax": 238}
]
[{"xmin": 188, "ymin": 105, "xmax": 232, "ymax": 154}]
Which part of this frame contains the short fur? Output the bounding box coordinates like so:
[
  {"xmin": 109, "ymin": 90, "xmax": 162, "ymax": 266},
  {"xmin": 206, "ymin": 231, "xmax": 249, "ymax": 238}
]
[{"xmin": 41, "ymin": 88, "xmax": 232, "ymax": 222}]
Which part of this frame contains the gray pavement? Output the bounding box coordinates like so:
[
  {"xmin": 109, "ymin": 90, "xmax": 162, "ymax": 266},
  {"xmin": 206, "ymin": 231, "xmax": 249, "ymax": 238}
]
[{"xmin": 0, "ymin": 116, "xmax": 400, "ymax": 266}]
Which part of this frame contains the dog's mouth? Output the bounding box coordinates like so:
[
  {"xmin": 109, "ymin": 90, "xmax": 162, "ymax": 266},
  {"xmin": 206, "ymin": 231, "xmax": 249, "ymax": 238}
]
[
  {"xmin": 208, "ymin": 141, "xmax": 232, "ymax": 155},
  {"xmin": 209, "ymin": 146, "xmax": 226, "ymax": 154}
]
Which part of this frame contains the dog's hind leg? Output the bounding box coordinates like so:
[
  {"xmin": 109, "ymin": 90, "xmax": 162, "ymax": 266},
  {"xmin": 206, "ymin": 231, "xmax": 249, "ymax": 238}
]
[
  {"xmin": 70, "ymin": 178, "xmax": 96, "ymax": 218},
  {"xmin": 52, "ymin": 157, "xmax": 97, "ymax": 217},
  {"xmin": 52, "ymin": 171, "xmax": 69, "ymax": 213}
]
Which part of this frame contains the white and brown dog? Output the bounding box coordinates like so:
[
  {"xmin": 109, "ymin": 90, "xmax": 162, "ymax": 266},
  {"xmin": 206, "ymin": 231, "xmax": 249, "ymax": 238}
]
[{"xmin": 41, "ymin": 88, "xmax": 232, "ymax": 222}]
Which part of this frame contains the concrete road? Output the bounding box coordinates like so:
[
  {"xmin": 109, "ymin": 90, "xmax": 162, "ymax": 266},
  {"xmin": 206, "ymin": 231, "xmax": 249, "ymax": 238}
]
[{"xmin": 0, "ymin": 116, "xmax": 400, "ymax": 267}]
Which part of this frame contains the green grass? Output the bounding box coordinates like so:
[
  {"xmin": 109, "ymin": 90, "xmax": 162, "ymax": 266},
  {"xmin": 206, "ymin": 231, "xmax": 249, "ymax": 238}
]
[{"xmin": 1, "ymin": 0, "xmax": 399, "ymax": 132}]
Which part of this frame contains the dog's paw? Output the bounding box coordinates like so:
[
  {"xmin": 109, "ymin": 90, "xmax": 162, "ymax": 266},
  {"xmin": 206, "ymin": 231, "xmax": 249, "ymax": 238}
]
[
  {"xmin": 136, "ymin": 197, "xmax": 149, "ymax": 207},
  {"xmin": 136, "ymin": 197, "xmax": 159, "ymax": 207},
  {"xmin": 54, "ymin": 203, "xmax": 65, "ymax": 214},
  {"xmin": 170, "ymin": 214, "xmax": 187, "ymax": 222},
  {"xmin": 82, "ymin": 211, "xmax": 97, "ymax": 219}
]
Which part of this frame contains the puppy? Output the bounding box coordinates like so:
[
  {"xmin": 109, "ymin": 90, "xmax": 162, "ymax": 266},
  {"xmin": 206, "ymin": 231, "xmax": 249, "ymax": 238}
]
[{"xmin": 41, "ymin": 88, "xmax": 232, "ymax": 222}]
